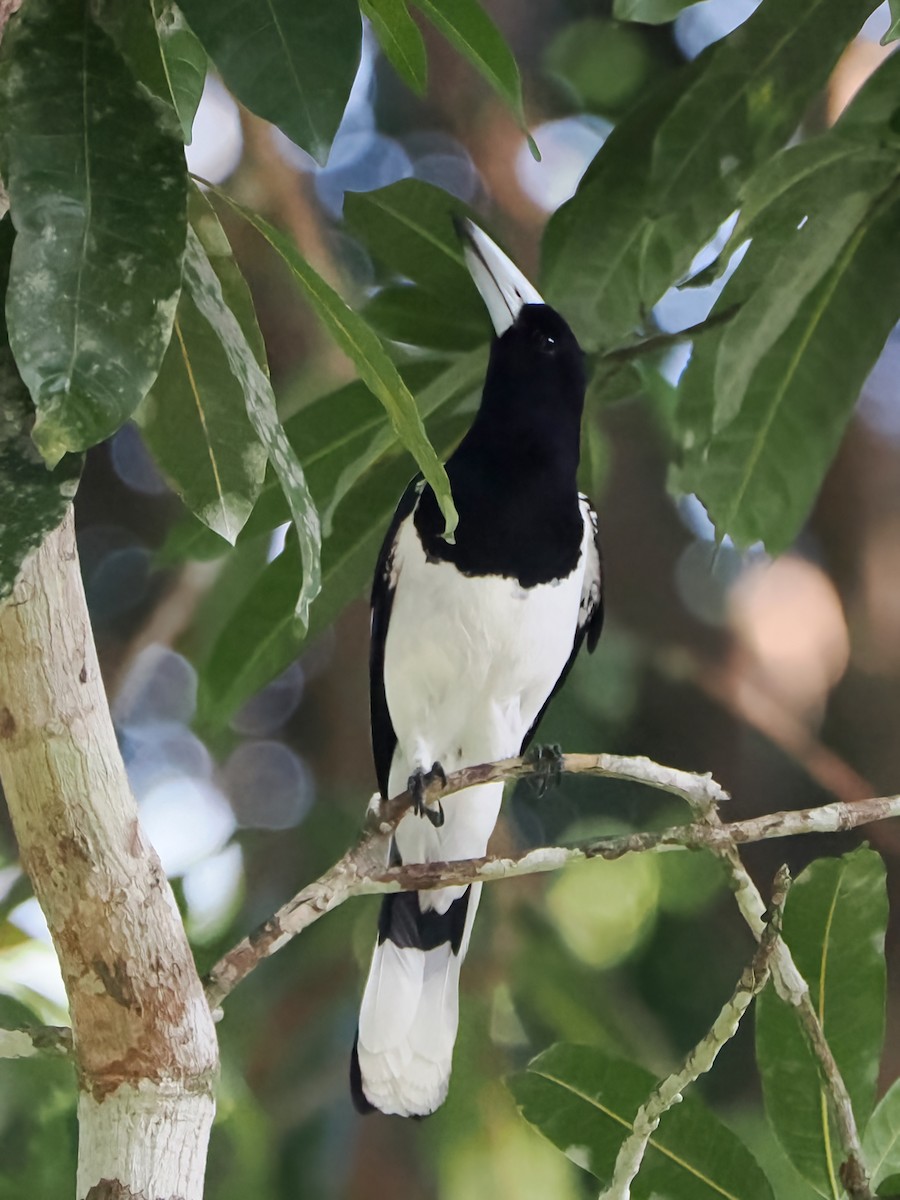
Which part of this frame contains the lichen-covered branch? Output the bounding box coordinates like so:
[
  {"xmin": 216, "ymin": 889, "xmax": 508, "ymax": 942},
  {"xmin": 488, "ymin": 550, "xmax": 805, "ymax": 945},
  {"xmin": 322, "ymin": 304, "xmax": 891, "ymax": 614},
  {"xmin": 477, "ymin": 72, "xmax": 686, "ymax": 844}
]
[
  {"xmin": 204, "ymin": 750, "xmax": 900, "ymax": 1013},
  {"xmin": 599, "ymin": 867, "xmax": 790, "ymax": 1200},
  {"xmin": 0, "ymin": 1023, "xmax": 73, "ymax": 1060},
  {"xmin": 680, "ymin": 770, "xmax": 873, "ymax": 1200}
]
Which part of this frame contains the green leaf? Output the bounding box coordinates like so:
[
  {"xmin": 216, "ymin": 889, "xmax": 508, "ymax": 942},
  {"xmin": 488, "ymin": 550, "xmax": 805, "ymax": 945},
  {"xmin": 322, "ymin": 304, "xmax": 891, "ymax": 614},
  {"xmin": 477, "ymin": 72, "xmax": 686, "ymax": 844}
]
[
  {"xmin": 675, "ymin": 190, "xmax": 900, "ymax": 552},
  {"xmin": 881, "ymin": 1, "xmax": 900, "ymax": 45},
  {"xmin": 864, "ymin": 1080, "xmax": 900, "ymax": 1191},
  {"xmin": 510, "ymin": 1043, "xmax": 774, "ymax": 1200},
  {"xmin": 343, "ymin": 178, "xmax": 484, "ymax": 309},
  {"xmin": 614, "ymin": 0, "xmax": 697, "ymax": 23},
  {"xmin": 756, "ymin": 848, "xmax": 888, "ymax": 1198},
  {"xmin": 320, "ymin": 344, "xmax": 485, "ymax": 533},
  {"xmin": 712, "ymin": 185, "xmax": 886, "ymax": 430},
  {"xmin": 364, "ymin": 285, "xmax": 486, "ymax": 351},
  {"xmin": 135, "ymin": 208, "xmax": 268, "ymax": 543},
  {"xmin": 361, "ymin": 0, "xmax": 427, "ymax": 93},
  {"xmin": 177, "ymin": 0, "xmax": 361, "ymax": 164},
  {"xmin": 0, "ymin": 218, "xmax": 82, "ymax": 600},
  {"xmin": 213, "ymin": 190, "xmax": 458, "ymax": 537},
  {"xmin": 0, "ymin": 0, "xmax": 187, "ymax": 466},
  {"xmin": 412, "ymin": 0, "xmax": 529, "ymax": 140},
  {"xmin": 152, "ymin": 0, "xmax": 207, "ymax": 143},
  {"xmin": 238, "ymin": 360, "xmax": 452, "ymax": 539},
  {"xmin": 543, "ymin": 0, "xmax": 882, "ymax": 351},
  {"xmin": 197, "ymin": 409, "xmax": 469, "ymax": 727},
  {"xmin": 92, "ymin": 0, "xmax": 206, "ymax": 143},
  {"xmin": 179, "ymin": 227, "xmax": 321, "ymax": 625}
]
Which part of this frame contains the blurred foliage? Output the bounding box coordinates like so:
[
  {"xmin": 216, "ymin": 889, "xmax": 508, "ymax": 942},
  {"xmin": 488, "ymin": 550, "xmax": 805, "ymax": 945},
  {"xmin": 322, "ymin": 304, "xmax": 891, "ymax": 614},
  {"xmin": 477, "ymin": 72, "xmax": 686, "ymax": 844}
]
[{"xmin": 2, "ymin": 0, "xmax": 900, "ymax": 1197}]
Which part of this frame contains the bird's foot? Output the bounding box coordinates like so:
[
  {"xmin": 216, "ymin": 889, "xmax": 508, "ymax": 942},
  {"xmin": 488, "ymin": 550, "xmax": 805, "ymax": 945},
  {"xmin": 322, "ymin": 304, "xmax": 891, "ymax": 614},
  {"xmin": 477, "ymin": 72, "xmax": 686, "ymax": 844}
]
[
  {"xmin": 524, "ymin": 743, "xmax": 564, "ymax": 797},
  {"xmin": 408, "ymin": 761, "xmax": 447, "ymax": 827}
]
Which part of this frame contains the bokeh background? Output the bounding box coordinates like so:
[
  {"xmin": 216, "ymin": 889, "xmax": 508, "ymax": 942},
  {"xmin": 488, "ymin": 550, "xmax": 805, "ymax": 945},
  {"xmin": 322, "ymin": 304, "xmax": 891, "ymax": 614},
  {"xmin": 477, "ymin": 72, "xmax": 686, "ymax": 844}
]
[{"xmin": 1, "ymin": 1, "xmax": 899, "ymax": 1196}]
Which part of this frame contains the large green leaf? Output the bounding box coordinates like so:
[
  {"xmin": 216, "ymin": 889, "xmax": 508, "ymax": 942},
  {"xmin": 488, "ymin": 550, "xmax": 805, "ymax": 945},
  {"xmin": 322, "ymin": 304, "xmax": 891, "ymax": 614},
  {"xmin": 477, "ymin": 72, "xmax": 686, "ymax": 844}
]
[
  {"xmin": 881, "ymin": 0, "xmax": 900, "ymax": 44},
  {"xmin": 179, "ymin": 227, "xmax": 321, "ymax": 625},
  {"xmin": 0, "ymin": 218, "xmax": 82, "ymax": 600},
  {"xmin": 361, "ymin": 0, "xmax": 427, "ymax": 93},
  {"xmin": 343, "ymin": 178, "xmax": 484, "ymax": 310},
  {"xmin": 239, "ymin": 357, "xmax": 472, "ymax": 539},
  {"xmin": 510, "ymin": 1043, "xmax": 774, "ymax": 1200},
  {"xmin": 542, "ymin": 0, "xmax": 881, "ymax": 351},
  {"xmin": 363, "ymin": 285, "xmax": 486, "ymax": 352},
  {"xmin": 177, "ymin": 0, "xmax": 360, "ymax": 164},
  {"xmin": 136, "ymin": 201, "xmax": 268, "ymax": 544},
  {"xmin": 864, "ymin": 1080, "xmax": 900, "ymax": 1190},
  {"xmin": 756, "ymin": 848, "xmax": 888, "ymax": 1198},
  {"xmin": 93, "ymin": 0, "xmax": 206, "ymax": 143},
  {"xmin": 0, "ymin": 0, "xmax": 187, "ymax": 466},
  {"xmin": 214, "ymin": 192, "xmax": 459, "ymax": 537},
  {"xmin": 412, "ymin": 0, "xmax": 528, "ymax": 136},
  {"xmin": 197, "ymin": 409, "xmax": 469, "ymax": 728},
  {"xmin": 674, "ymin": 189, "xmax": 900, "ymax": 552}
]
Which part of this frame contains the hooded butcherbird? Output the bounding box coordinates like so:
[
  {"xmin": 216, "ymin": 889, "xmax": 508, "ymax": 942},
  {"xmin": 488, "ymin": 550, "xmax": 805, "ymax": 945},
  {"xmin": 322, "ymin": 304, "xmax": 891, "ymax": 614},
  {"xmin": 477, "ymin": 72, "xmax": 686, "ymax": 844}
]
[{"xmin": 351, "ymin": 219, "xmax": 603, "ymax": 1117}]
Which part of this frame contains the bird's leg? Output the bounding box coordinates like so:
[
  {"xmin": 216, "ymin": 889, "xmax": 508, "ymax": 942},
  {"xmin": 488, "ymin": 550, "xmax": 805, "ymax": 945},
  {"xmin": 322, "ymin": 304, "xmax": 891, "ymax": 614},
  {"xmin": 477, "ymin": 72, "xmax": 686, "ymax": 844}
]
[
  {"xmin": 523, "ymin": 742, "xmax": 564, "ymax": 798},
  {"xmin": 408, "ymin": 761, "xmax": 447, "ymax": 828}
]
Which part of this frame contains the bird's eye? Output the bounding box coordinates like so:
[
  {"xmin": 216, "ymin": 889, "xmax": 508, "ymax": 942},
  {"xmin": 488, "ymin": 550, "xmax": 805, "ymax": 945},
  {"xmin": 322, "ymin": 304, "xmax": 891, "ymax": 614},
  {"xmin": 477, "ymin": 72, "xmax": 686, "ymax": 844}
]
[{"xmin": 530, "ymin": 328, "xmax": 557, "ymax": 354}]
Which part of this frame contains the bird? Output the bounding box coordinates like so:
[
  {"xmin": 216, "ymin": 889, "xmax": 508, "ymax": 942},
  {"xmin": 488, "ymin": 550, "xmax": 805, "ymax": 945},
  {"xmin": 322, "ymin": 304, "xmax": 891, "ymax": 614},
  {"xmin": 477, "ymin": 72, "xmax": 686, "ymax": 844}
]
[{"xmin": 350, "ymin": 216, "xmax": 603, "ymax": 1118}]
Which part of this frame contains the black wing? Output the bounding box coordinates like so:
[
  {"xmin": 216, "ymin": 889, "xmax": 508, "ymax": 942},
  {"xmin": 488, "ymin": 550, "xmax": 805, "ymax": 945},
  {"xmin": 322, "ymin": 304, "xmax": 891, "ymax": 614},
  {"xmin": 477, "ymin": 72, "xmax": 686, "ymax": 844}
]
[
  {"xmin": 369, "ymin": 477, "xmax": 422, "ymax": 799},
  {"xmin": 519, "ymin": 494, "xmax": 603, "ymax": 753}
]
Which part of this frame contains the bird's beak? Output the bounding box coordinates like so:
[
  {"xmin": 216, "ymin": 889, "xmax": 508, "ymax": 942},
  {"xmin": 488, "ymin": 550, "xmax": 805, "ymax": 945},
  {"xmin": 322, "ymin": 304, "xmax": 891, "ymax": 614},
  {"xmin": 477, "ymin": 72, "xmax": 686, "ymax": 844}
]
[{"xmin": 454, "ymin": 216, "xmax": 544, "ymax": 336}]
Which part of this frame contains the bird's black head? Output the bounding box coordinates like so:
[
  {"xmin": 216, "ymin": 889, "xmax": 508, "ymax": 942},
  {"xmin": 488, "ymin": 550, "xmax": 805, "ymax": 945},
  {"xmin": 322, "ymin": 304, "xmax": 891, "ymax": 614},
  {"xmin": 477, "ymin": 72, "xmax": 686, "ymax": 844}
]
[{"xmin": 482, "ymin": 301, "xmax": 586, "ymax": 430}]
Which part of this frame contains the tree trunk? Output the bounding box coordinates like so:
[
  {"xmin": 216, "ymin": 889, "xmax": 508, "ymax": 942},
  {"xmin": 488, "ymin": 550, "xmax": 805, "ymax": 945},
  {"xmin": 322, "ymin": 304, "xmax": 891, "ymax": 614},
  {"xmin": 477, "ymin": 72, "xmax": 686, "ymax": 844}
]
[{"xmin": 0, "ymin": 509, "xmax": 218, "ymax": 1200}]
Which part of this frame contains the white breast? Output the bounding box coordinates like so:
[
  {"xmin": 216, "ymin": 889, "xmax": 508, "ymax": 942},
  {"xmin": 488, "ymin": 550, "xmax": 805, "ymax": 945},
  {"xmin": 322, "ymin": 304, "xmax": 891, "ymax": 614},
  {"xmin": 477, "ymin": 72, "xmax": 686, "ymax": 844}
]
[{"xmin": 383, "ymin": 509, "xmax": 589, "ymax": 783}]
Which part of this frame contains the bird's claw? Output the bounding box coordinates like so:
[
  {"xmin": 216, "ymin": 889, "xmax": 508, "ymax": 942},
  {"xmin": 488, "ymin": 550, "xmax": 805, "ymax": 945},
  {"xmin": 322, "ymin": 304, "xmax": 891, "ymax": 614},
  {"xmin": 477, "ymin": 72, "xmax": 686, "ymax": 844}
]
[
  {"xmin": 524, "ymin": 743, "xmax": 564, "ymax": 797},
  {"xmin": 408, "ymin": 761, "xmax": 446, "ymax": 828}
]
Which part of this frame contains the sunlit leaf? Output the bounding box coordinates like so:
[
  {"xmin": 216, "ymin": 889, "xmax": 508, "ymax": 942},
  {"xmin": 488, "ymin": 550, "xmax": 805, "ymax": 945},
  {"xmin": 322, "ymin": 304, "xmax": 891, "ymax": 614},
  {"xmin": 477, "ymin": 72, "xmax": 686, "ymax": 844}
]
[
  {"xmin": 212, "ymin": 191, "xmax": 459, "ymax": 537},
  {"xmin": 179, "ymin": 228, "xmax": 320, "ymax": 625},
  {"xmin": 178, "ymin": 0, "xmax": 361, "ymax": 164},
  {"xmin": 510, "ymin": 1043, "xmax": 774, "ymax": 1199},
  {"xmin": 756, "ymin": 848, "xmax": 888, "ymax": 1197},
  {"xmin": 135, "ymin": 220, "xmax": 267, "ymax": 544},
  {"xmin": 0, "ymin": 219, "xmax": 82, "ymax": 600},
  {"xmin": 0, "ymin": 0, "xmax": 187, "ymax": 465},
  {"xmin": 361, "ymin": 0, "xmax": 427, "ymax": 93}
]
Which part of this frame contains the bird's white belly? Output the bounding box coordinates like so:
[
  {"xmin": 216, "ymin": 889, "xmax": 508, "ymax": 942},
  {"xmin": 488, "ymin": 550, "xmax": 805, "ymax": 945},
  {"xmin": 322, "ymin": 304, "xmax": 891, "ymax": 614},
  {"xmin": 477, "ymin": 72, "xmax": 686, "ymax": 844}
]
[{"xmin": 383, "ymin": 516, "xmax": 585, "ymax": 777}]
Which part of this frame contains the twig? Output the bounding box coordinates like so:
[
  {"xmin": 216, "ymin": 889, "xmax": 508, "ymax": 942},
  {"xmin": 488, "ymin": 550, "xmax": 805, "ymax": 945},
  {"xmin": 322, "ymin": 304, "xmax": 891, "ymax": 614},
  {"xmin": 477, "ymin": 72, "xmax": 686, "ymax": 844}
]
[
  {"xmin": 0, "ymin": 1024, "xmax": 73, "ymax": 1060},
  {"xmin": 681, "ymin": 774, "xmax": 873, "ymax": 1200},
  {"xmin": 204, "ymin": 750, "xmax": 900, "ymax": 1009},
  {"xmin": 600, "ymin": 866, "xmax": 791, "ymax": 1200},
  {"xmin": 599, "ymin": 304, "xmax": 741, "ymax": 364}
]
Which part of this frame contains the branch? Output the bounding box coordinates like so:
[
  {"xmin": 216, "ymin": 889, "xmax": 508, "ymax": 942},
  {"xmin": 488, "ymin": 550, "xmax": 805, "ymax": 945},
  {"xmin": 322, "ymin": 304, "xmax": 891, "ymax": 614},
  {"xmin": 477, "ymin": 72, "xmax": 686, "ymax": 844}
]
[
  {"xmin": 678, "ymin": 772, "xmax": 873, "ymax": 1199},
  {"xmin": 0, "ymin": 1024, "xmax": 73, "ymax": 1060},
  {"xmin": 600, "ymin": 866, "xmax": 790, "ymax": 1200},
  {"xmin": 204, "ymin": 751, "xmax": 900, "ymax": 1008},
  {"xmin": 599, "ymin": 304, "xmax": 741, "ymax": 364}
]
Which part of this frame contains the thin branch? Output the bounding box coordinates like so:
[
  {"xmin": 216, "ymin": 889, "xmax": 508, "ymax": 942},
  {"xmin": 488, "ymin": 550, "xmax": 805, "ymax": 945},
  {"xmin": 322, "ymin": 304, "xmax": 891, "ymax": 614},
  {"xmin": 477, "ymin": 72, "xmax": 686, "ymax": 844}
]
[
  {"xmin": 600, "ymin": 866, "xmax": 791, "ymax": 1200},
  {"xmin": 0, "ymin": 1024, "xmax": 73, "ymax": 1060},
  {"xmin": 679, "ymin": 772, "xmax": 873, "ymax": 1200},
  {"xmin": 204, "ymin": 750, "xmax": 900, "ymax": 1009},
  {"xmin": 599, "ymin": 304, "xmax": 741, "ymax": 364}
]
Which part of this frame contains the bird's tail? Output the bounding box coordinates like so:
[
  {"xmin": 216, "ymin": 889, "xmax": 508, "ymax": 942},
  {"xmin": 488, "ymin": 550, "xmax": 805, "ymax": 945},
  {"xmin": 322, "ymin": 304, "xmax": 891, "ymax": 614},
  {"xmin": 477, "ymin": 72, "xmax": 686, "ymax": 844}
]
[{"xmin": 352, "ymin": 781, "xmax": 501, "ymax": 1117}]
